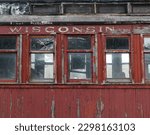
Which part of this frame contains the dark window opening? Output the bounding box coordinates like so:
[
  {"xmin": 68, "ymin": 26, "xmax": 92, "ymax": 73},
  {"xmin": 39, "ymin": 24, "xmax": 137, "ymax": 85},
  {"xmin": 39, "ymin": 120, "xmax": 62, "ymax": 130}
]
[{"xmin": 0, "ymin": 36, "xmax": 17, "ymax": 82}]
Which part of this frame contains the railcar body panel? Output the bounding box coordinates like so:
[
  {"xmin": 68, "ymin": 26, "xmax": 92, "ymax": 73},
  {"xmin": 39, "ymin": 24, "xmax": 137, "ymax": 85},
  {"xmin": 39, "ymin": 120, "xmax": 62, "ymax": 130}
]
[{"xmin": 0, "ymin": 24, "xmax": 150, "ymax": 118}]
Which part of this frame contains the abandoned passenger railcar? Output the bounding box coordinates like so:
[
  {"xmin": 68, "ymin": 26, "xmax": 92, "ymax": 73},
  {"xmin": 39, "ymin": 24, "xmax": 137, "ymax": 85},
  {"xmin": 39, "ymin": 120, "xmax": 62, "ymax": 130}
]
[{"xmin": 0, "ymin": 0, "xmax": 150, "ymax": 117}]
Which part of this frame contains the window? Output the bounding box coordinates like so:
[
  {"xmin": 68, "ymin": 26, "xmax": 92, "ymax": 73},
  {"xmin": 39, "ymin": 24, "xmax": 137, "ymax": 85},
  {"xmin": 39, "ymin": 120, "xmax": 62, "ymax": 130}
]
[
  {"xmin": 0, "ymin": 36, "xmax": 18, "ymax": 82},
  {"xmin": 144, "ymin": 37, "xmax": 150, "ymax": 80},
  {"xmin": 30, "ymin": 36, "xmax": 55, "ymax": 82},
  {"xmin": 105, "ymin": 37, "xmax": 131, "ymax": 82},
  {"xmin": 65, "ymin": 36, "xmax": 94, "ymax": 82}
]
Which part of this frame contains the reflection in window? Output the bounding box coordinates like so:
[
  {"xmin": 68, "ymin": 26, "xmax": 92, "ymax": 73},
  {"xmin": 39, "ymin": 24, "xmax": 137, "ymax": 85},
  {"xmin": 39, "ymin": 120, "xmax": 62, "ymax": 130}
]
[
  {"xmin": 69, "ymin": 53, "xmax": 91, "ymax": 79},
  {"xmin": 30, "ymin": 36, "xmax": 55, "ymax": 82},
  {"xmin": 0, "ymin": 54, "xmax": 16, "ymax": 79},
  {"xmin": 67, "ymin": 35, "xmax": 93, "ymax": 81},
  {"xmin": 106, "ymin": 53, "xmax": 129, "ymax": 79},
  {"xmin": 0, "ymin": 36, "xmax": 17, "ymax": 81},
  {"xmin": 144, "ymin": 38, "xmax": 150, "ymax": 50},
  {"xmin": 145, "ymin": 54, "xmax": 150, "ymax": 79},
  {"xmin": 0, "ymin": 37, "xmax": 16, "ymax": 49},
  {"xmin": 68, "ymin": 36, "xmax": 91, "ymax": 50},
  {"xmin": 144, "ymin": 37, "xmax": 150, "ymax": 80},
  {"xmin": 31, "ymin": 54, "xmax": 54, "ymax": 81},
  {"xmin": 106, "ymin": 37, "xmax": 130, "ymax": 80}
]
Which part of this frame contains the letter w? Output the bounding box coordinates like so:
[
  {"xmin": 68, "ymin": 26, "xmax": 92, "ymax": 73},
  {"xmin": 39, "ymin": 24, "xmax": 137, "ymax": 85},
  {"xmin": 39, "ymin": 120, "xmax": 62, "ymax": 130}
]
[{"xmin": 9, "ymin": 27, "xmax": 22, "ymax": 33}]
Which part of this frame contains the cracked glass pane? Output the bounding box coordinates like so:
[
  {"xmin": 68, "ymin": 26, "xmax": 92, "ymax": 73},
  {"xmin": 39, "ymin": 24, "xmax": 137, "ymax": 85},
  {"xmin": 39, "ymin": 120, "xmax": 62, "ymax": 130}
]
[{"xmin": 31, "ymin": 37, "xmax": 54, "ymax": 51}]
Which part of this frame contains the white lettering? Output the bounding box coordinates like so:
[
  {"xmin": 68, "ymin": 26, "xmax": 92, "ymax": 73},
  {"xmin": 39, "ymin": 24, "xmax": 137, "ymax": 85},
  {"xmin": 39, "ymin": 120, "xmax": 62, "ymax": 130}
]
[
  {"xmin": 32, "ymin": 26, "xmax": 41, "ymax": 33},
  {"xmin": 45, "ymin": 27, "xmax": 55, "ymax": 33},
  {"xmin": 99, "ymin": 26, "xmax": 102, "ymax": 33},
  {"xmin": 58, "ymin": 27, "xmax": 69, "ymax": 33},
  {"xmin": 9, "ymin": 27, "xmax": 22, "ymax": 33},
  {"xmin": 106, "ymin": 27, "xmax": 115, "ymax": 32},
  {"xmin": 85, "ymin": 26, "xmax": 96, "ymax": 33},
  {"xmin": 72, "ymin": 27, "xmax": 83, "ymax": 33},
  {"xmin": 25, "ymin": 27, "xmax": 29, "ymax": 33}
]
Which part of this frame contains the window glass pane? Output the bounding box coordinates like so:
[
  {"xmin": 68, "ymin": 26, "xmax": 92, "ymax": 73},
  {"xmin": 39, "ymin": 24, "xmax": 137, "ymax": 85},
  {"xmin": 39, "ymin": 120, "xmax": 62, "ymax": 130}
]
[
  {"xmin": 144, "ymin": 38, "xmax": 150, "ymax": 50},
  {"xmin": 106, "ymin": 37, "xmax": 129, "ymax": 50},
  {"xmin": 68, "ymin": 36, "xmax": 91, "ymax": 50},
  {"xmin": 31, "ymin": 53, "xmax": 54, "ymax": 81},
  {"xmin": 145, "ymin": 54, "xmax": 150, "ymax": 79},
  {"xmin": 106, "ymin": 53, "xmax": 130, "ymax": 79},
  {"xmin": 0, "ymin": 37, "xmax": 16, "ymax": 49},
  {"xmin": 31, "ymin": 37, "xmax": 54, "ymax": 51},
  {"xmin": 68, "ymin": 53, "xmax": 91, "ymax": 79},
  {"xmin": 0, "ymin": 53, "xmax": 16, "ymax": 79}
]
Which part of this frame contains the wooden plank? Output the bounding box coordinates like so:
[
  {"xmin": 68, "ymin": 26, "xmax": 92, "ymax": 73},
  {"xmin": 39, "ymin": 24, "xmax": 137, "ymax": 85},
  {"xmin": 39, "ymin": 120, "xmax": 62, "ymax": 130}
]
[
  {"xmin": 109, "ymin": 89, "xmax": 125, "ymax": 118},
  {"xmin": 0, "ymin": 89, "xmax": 11, "ymax": 117},
  {"xmin": 54, "ymin": 89, "xmax": 78, "ymax": 118},
  {"xmin": 78, "ymin": 89, "xmax": 100, "ymax": 118},
  {"xmin": 100, "ymin": 89, "xmax": 110, "ymax": 117},
  {"xmin": 124, "ymin": 89, "xmax": 136, "ymax": 117}
]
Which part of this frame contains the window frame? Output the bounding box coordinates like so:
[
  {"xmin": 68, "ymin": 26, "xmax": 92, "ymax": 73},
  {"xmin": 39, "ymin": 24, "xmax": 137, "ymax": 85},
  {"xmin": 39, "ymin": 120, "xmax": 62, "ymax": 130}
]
[
  {"xmin": 143, "ymin": 35, "xmax": 150, "ymax": 82},
  {"xmin": 64, "ymin": 34, "xmax": 96, "ymax": 83},
  {"xmin": 104, "ymin": 35, "xmax": 132, "ymax": 83},
  {"xmin": 0, "ymin": 35, "xmax": 19, "ymax": 83},
  {"xmin": 28, "ymin": 35, "xmax": 56, "ymax": 83}
]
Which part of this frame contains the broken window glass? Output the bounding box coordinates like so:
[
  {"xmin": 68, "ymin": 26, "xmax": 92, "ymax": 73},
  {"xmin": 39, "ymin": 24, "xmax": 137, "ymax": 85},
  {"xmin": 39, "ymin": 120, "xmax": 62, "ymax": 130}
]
[
  {"xmin": 106, "ymin": 53, "xmax": 130, "ymax": 79},
  {"xmin": 68, "ymin": 53, "xmax": 91, "ymax": 79},
  {"xmin": 68, "ymin": 36, "xmax": 91, "ymax": 50},
  {"xmin": 0, "ymin": 53, "xmax": 16, "ymax": 80},
  {"xmin": 31, "ymin": 37, "xmax": 54, "ymax": 51},
  {"xmin": 30, "ymin": 36, "xmax": 55, "ymax": 82}
]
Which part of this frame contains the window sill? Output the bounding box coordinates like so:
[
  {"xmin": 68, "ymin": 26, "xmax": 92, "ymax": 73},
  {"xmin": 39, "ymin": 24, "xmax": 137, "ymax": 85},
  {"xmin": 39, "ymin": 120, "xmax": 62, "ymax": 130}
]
[{"xmin": 105, "ymin": 79, "xmax": 132, "ymax": 84}]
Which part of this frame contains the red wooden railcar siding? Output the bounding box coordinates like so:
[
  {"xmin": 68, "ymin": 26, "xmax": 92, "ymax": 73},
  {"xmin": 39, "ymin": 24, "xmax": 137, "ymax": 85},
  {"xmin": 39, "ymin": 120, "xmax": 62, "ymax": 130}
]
[{"xmin": 0, "ymin": 24, "xmax": 150, "ymax": 118}]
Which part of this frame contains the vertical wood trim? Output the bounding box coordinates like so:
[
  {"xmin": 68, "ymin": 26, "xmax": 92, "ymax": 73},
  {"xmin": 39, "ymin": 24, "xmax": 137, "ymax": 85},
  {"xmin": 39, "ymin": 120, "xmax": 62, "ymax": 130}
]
[
  {"xmin": 98, "ymin": 33, "xmax": 105, "ymax": 84},
  {"xmin": 132, "ymin": 34, "xmax": 143, "ymax": 83}
]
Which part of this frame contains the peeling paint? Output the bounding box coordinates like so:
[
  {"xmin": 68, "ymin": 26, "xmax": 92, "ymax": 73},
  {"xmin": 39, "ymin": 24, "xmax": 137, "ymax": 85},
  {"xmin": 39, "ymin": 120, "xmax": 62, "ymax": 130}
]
[
  {"xmin": 137, "ymin": 104, "xmax": 144, "ymax": 117},
  {"xmin": 77, "ymin": 98, "xmax": 80, "ymax": 118},
  {"xmin": 96, "ymin": 99, "xmax": 104, "ymax": 118},
  {"xmin": 0, "ymin": 3, "xmax": 30, "ymax": 15},
  {"xmin": 124, "ymin": 112, "xmax": 128, "ymax": 118},
  {"xmin": 51, "ymin": 97, "xmax": 55, "ymax": 118},
  {"xmin": 9, "ymin": 94, "xmax": 12, "ymax": 118}
]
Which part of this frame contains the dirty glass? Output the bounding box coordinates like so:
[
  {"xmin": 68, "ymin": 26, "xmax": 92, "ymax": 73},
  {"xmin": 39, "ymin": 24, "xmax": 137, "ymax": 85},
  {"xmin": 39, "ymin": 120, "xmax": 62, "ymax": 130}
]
[
  {"xmin": 144, "ymin": 54, "xmax": 150, "ymax": 79},
  {"xmin": 0, "ymin": 53, "xmax": 16, "ymax": 79},
  {"xmin": 144, "ymin": 38, "xmax": 150, "ymax": 50},
  {"xmin": 30, "ymin": 54, "xmax": 54, "ymax": 81},
  {"xmin": 31, "ymin": 37, "xmax": 54, "ymax": 51},
  {"xmin": 106, "ymin": 53, "xmax": 130, "ymax": 79},
  {"xmin": 68, "ymin": 36, "xmax": 91, "ymax": 50},
  {"xmin": 0, "ymin": 37, "xmax": 16, "ymax": 49},
  {"xmin": 68, "ymin": 53, "xmax": 91, "ymax": 79},
  {"xmin": 106, "ymin": 37, "xmax": 129, "ymax": 50}
]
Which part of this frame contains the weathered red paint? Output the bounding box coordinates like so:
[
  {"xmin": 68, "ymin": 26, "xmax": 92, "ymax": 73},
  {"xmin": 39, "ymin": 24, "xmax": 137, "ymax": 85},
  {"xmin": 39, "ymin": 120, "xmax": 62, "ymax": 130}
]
[{"xmin": 0, "ymin": 24, "xmax": 150, "ymax": 118}]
